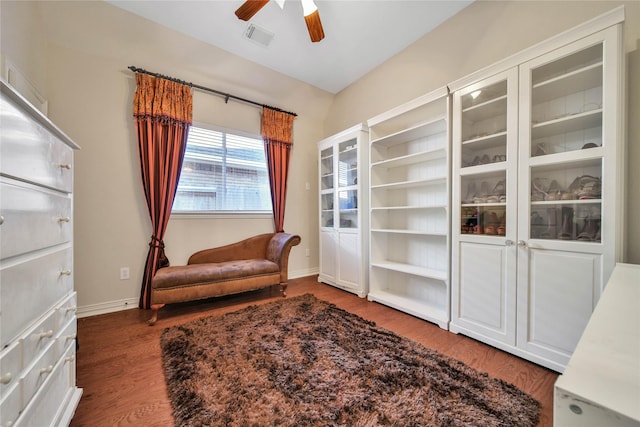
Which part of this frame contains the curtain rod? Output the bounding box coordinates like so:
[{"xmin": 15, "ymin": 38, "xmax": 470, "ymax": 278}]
[{"xmin": 128, "ymin": 66, "xmax": 297, "ymax": 117}]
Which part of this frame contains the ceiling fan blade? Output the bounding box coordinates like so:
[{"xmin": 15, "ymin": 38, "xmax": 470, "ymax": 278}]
[
  {"xmin": 235, "ymin": 0, "xmax": 270, "ymax": 21},
  {"xmin": 304, "ymin": 9, "xmax": 324, "ymax": 42}
]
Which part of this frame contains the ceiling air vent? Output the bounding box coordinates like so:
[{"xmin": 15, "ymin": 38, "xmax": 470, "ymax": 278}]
[{"xmin": 244, "ymin": 23, "xmax": 275, "ymax": 48}]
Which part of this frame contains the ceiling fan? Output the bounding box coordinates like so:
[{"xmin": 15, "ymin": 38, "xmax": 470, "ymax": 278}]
[{"xmin": 235, "ymin": 0, "xmax": 325, "ymax": 43}]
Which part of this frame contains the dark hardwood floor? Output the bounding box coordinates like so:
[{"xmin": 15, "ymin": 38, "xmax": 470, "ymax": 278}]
[{"xmin": 70, "ymin": 275, "xmax": 558, "ymax": 426}]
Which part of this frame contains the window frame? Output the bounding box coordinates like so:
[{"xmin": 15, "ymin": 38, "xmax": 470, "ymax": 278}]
[{"xmin": 170, "ymin": 121, "xmax": 273, "ymax": 219}]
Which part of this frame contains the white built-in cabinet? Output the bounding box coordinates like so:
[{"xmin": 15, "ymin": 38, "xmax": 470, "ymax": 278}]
[
  {"xmin": 317, "ymin": 124, "xmax": 369, "ymax": 297},
  {"xmin": 450, "ymin": 15, "xmax": 624, "ymax": 372},
  {"xmin": 0, "ymin": 80, "xmax": 82, "ymax": 425},
  {"xmin": 366, "ymin": 88, "xmax": 451, "ymax": 329}
]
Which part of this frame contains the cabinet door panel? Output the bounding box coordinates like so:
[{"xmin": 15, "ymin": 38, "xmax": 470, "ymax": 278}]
[
  {"xmin": 318, "ymin": 230, "xmax": 336, "ymax": 282},
  {"xmin": 518, "ymin": 248, "xmax": 600, "ymax": 364},
  {"xmin": 337, "ymin": 232, "xmax": 360, "ymax": 288},
  {"xmin": 454, "ymin": 242, "xmax": 516, "ymax": 345}
]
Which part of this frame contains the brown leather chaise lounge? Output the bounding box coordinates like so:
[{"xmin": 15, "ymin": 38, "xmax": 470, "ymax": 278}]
[{"xmin": 148, "ymin": 232, "xmax": 301, "ymax": 325}]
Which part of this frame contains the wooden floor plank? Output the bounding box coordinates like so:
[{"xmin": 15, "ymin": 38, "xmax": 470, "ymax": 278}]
[{"xmin": 70, "ymin": 276, "xmax": 557, "ymax": 426}]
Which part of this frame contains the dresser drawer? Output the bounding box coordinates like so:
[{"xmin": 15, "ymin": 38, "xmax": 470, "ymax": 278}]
[
  {"xmin": 55, "ymin": 292, "xmax": 77, "ymax": 332},
  {"xmin": 0, "ymin": 340, "xmax": 21, "ymax": 396},
  {"xmin": 0, "ymin": 381, "xmax": 21, "ymax": 427},
  {"xmin": 0, "ymin": 94, "xmax": 74, "ymax": 193},
  {"xmin": 0, "ymin": 248, "xmax": 73, "ymax": 347},
  {"xmin": 0, "ymin": 178, "xmax": 72, "ymax": 260},
  {"xmin": 21, "ymin": 311, "xmax": 57, "ymax": 369},
  {"xmin": 54, "ymin": 319, "xmax": 77, "ymax": 361},
  {"xmin": 16, "ymin": 345, "xmax": 76, "ymax": 427},
  {"xmin": 20, "ymin": 341, "xmax": 57, "ymax": 414}
]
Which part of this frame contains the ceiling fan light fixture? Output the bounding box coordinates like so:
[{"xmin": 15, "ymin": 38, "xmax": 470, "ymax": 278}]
[
  {"xmin": 235, "ymin": 0, "xmax": 269, "ymax": 21},
  {"xmin": 300, "ymin": 0, "xmax": 317, "ymax": 16},
  {"xmin": 304, "ymin": 9, "xmax": 324, "ymax": 42}
]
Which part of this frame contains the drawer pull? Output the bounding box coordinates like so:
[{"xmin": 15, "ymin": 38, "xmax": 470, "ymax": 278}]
[
  {"xmin": 39, "ymin": 365, "xmax": 54, "ymax": 375},
  {"xmin": 60, "ymin": 270, "xmax": 72, "ymax": 276},
  {"xmin": 58, "ymin": 163, "xmax": 72, "ymax": 170},
  {"xmin": 0, "ymin": 215, "xmax": 4, "ymax": 225},
  {"xmin": 65, "ymin": 355, "xmax": 75, "ymax": 363},
  {"xmin": 0, "ymin": 372, "xmax": 11, "ymax": 384},
  {"xmin": 65, "ymin": 306, "xmax": 77, "ymax": 313},
  {"xmin": 37, "ymin": 330, "xmax": 54, "ymax": 339},
  {"xmin": 65, "ymin": 334, "xmax": 77, "ymax": 341},
  {"xmin": 58, "ymin": 216, "xmax": 71, "ymax": 223},
  {"xmin": 569, "ymin": 404, "xmax": 583, "ymax": 415}
]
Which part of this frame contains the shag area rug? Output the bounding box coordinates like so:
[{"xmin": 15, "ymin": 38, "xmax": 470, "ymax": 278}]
[{"xmin": 160, "ymin": 294, "xmax": 540, "ymax": 426}]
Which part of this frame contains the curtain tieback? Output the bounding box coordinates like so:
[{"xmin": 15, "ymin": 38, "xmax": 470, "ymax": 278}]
[{"xmin": 149, "ymin": 235, "xmax": 165, "ymax": 249}]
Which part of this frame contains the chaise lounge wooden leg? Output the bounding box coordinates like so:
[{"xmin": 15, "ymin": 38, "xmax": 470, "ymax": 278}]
[
  {"xmin": 280, "ymin": 282, "xmax": 288, "ymax": 297},
  {"xmin": 148, "ymin": 304, "xmax": 165, "ymax": 326}
]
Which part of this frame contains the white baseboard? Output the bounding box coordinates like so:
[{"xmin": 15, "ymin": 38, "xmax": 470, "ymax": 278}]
[
  {"xmin": 77, "ymin": 297, "xmax": 138, "ymax": 318},
  {"xmin": 289, "ymin": 267, "xmax": 319, "ymax": 279},
  {"xmin": 77, "ymin": 269, "xmax": 319, "ymax": 318}
]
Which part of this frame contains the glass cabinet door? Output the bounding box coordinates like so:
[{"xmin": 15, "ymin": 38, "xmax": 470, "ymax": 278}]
[
  {"xmin": 524, "ymin": 42, "xmax": 604, "ymax": 243},
  {"xmin": 456, "ymin": 71, "xmax": 517, "ymax": 241},
  {"xmin": 338, "ymin": 139, "xmax": 358, "ymax": 229},
  {"xmin": 320, "ymin": 146, "xmax": 334, "ymax": 228}
]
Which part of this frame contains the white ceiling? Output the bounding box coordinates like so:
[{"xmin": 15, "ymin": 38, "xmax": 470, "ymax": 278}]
[{"xmin": 107, "ymin": 0, "xmax": 473, "ymax": 94}]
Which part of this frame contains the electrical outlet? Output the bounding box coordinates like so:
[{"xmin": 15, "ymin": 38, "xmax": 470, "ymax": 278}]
[{"xmin": 120, "ymin": 267, "xmax": 130, "ymax": 280}]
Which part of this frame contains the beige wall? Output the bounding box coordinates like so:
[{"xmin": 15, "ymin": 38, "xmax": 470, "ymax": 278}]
[
  {"xmin": 2, "ymin": 1, "xmax": 638, "ymax": 314},
  {"xmin": 1, "ymin": 1, "xmax": 332, "ymax": 313},
  {"xmin": 325, "ymin": 0, "xmax": 640, "ymax": 264}
]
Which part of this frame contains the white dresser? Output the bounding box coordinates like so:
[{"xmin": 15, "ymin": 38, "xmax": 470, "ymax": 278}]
[
  {"xmin": 0, "ymin": 80, "xmax": 82, "ymax": 426},
  {"xmin": 554, "ymin": 263, "xmax": 640, "ymax": 426}
]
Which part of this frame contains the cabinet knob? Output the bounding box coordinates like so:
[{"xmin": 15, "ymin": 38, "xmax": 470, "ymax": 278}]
[
  {"xmin": 37, "ymin": 330, "xmax": 54, "ymax": 340},
  {"xmin": 58, "ymin": 163, "xmax": 71, "ymax": 170},
  {"xmin": 569, "ymin": 404, "xmax": 583, "ymax": 415},
  {"xmin": 65, "ymin": 334, "xmax": 77, "ymax": 341},
  {"xmin": 0, "ymin": 372, "xmax": 12, "ymax": 384},
  {"xmin": 60, "ymin": 270, "xmax": 72, "ymax": 276},
  {"xmin": 58, "ymin": 216, "xmax": 71, "ymax": 223},
  {"xmin": 505, "ymin": 240, "xmax": 515, "ymax": 246},
  {"xmin": 517, "ymin": 240, "xmax": 528, "ymax": 248},
  {"xmin": 65, "ymin": 306, "xmax": 77, "ymax": 313},
  {"xmin": 0, "ymin": 215, "xmax": 4, "ymax": 225},
  {"xmin": 65, "ymin": 355, "xmax": 75, "ymax": 363},
  {"xmin": 39, "ymin": 365, "xmax": 54, "ymax": 375}
]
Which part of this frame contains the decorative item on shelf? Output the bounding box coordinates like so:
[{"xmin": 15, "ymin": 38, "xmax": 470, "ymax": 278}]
[
  {"xmin": 486, "ymin": 180, "xmax": 506, "ymax": 203},
  {"xmin": 531, "ymin": 178, "xmax": 548, "ymax": 201},
  {"xmin": 463, "ymin": 182, "xmax": 477, "ymax": 204},
  {"xmin": 545, "ymin": 180, "xmax": 562, "ymax": 201},
  {"xmin": 534, "ymin": 142, "xmax": 548, "ymax": 157},
  {"xmin": 531, "ymin": 211, "xmax": 545, "ymax": 239},
  {"xmin": 559, "ymin": 207, "xmax": 575, "ymax": 240},
  {"xmin": 492, "ymin": 154, "xmax": 507, "ymax": 163},
  {"xmin": 473, "ymin": 181, "xmax": 491, "ymax": 204},
  {"xmin": 574, "ymin": 175, "xmax": 601, "ymax": 200},
  {"xmin": 497, "ymin": 214, "xmax": 506, "ymax": 236},
  {"xmin": 581, "ymin": 142, "xmax": 599, "ymax": 149},
  {"xmin": 576, "ymin": 214, "xmax": 601, "ymax": 241},
  {"xmin": 484, "ymin": 212, "xmax": 500, "ymax": 235},
  {"xmin": 540, "ymin": 208, "xmax": 558, "ymax": 239}
]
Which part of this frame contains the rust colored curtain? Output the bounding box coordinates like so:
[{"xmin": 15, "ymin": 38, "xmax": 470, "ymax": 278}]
[
  {"xmin": 261, "ymin": 108, "xmax": 295, "ymax": 233},
  {"xmin": 133, "ymin": 73, "xmax": 192, "ymax": 309}
]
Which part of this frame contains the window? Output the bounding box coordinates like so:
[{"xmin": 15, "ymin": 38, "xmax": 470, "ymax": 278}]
[{"xmin": 172, "ymin": 124, "xmax": 272, "ymax": 213}]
